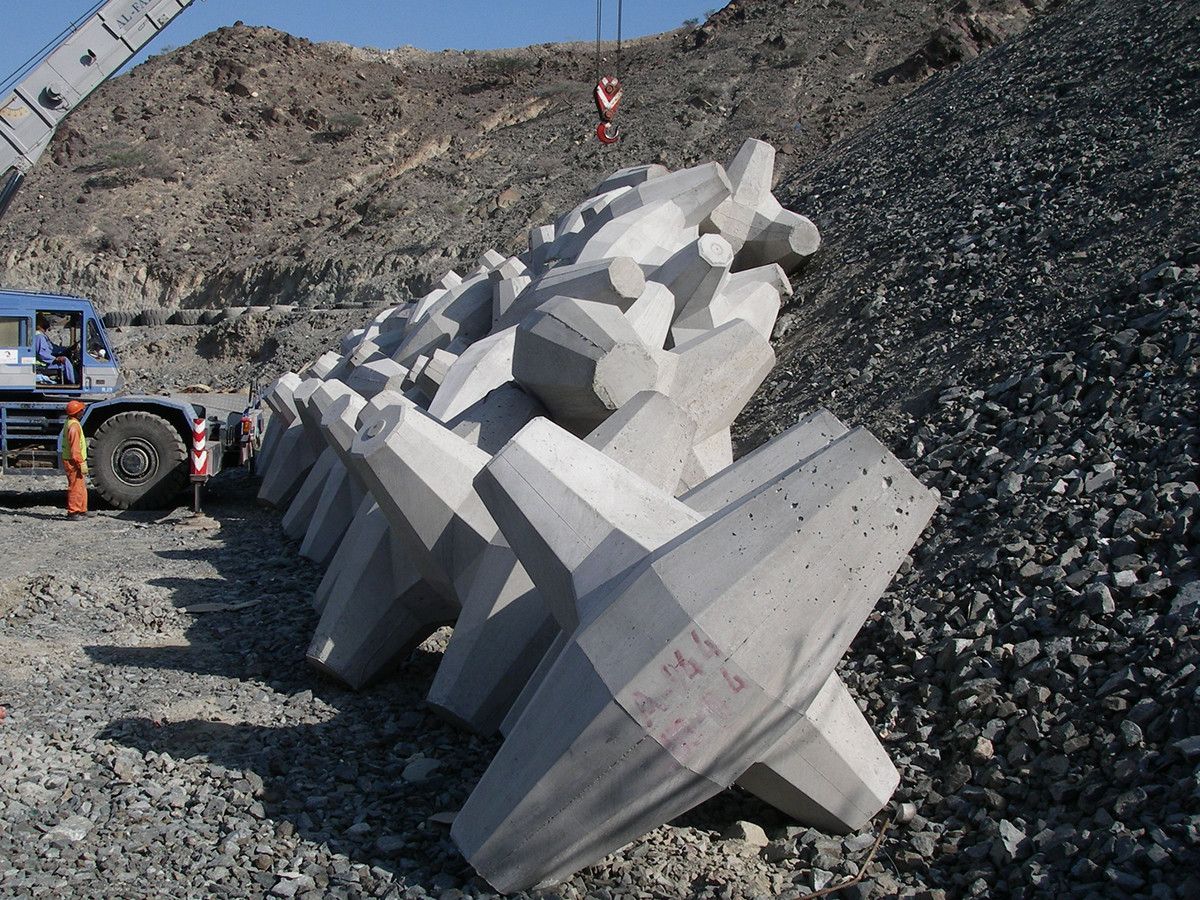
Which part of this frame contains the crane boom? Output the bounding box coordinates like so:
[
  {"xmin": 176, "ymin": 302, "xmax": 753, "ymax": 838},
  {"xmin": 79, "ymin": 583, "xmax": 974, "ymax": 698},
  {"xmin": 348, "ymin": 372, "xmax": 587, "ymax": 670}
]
[{"xmin": 0, "ymin": 0, "xmax": 194, "ymax": 219}]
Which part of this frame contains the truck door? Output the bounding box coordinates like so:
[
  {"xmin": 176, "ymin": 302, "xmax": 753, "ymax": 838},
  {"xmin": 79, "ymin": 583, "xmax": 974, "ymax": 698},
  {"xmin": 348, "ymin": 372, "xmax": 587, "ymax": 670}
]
[
  {"xmin": 0, "ymin": 312, "xmax": 34, "ymax": 389},
  {"xmin": 83, "ymin": 314, "xmax": 121, "ymax": 394}
]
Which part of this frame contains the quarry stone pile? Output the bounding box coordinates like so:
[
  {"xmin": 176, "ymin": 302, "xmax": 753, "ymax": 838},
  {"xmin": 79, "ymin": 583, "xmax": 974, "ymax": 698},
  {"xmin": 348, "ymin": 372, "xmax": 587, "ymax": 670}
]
[{"xmin": 253, "ymin": 139, "xmax": 936, "ymax": 891}]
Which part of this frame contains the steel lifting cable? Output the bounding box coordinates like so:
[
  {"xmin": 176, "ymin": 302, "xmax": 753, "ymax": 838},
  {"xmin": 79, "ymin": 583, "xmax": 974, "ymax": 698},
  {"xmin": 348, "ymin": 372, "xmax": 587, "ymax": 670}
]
[
  {"xmin": 593, "ymin": 0, "xmax": 624, "ymax": 143},
  {"xmin": 594, "ymin": 0, "xmax": 622, "ymax": 78}
]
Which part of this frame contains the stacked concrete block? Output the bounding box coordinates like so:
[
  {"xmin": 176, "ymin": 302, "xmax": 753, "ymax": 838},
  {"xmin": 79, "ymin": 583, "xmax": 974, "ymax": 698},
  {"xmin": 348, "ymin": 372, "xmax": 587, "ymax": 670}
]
[
  {"xmin": 512, "ymin": 296, "xmax": 665, "ymax": 437},
  {"xmin": 255, "ymin": 372, "xmax": 302, "ymax": 474},
  {"xmin": 297, "ymin": 382, "xmax": 366, "ymax": 566},
  {"xmin": 306, "ymin": 390, "xmax": 450, "ymax": 690},
  {"xmin": 427, "ymin": 327, "xmax": 517, "ymax": 422},
  {"xmin": 345, "ymin": 357, "xmax": 409, "ymax": 400},
  {"xmin": 247, "ymin": 141, "xmax": 940, "ymax": 893},
  {"xmin": 702, "ymin": 138, "xmax": 820, "ymax": 272},
  {"xmin": 494, "ymin": 256, "xmax": 645, "ymax": 331},
  {"xmin": 347, "ymin": 399, "xmax": 556, "ymax": 732},
  {"xmin": 415, "ymin": 348, "xmax": 457, "ymax": 400},
  {"xmin": 395, "ymin": 274, "xmax": 493, "ymax": 368},
  {"xmin": 456, "ymin": 417, "xmax": 936, "ymax": 891},
  {"xmin": 257, "ymin": 376, "xmax": 326, "ymax": 509}
]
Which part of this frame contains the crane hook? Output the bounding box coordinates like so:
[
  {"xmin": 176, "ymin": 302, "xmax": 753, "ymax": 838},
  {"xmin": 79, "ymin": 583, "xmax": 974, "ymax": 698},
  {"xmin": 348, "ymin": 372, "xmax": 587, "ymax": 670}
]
[{"xmin": 596, "ymin": 121, "xmax": 620, "ymax": 144}]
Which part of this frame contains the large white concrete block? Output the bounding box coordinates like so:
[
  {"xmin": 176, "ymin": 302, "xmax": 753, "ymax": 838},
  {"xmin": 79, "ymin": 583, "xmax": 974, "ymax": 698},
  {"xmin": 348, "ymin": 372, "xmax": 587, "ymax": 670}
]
[
  {"xmin": 455, "ymin": 421, "xmax": 937, "ymax": 892},
  {"xmin": 446, "ymin": 384, "xmax": 547, "ymax": 456},
  {"xmin": 395, "ymin": 274, "xmax": 493, "ymax": 368},
  {"xmin": 652, "ymin": 233, "xmax": 733, "ymax": 320},
  {"xmin": 660, "ymin": 318, "xmax": 775, "ymax": 441},
  {"xmin": 583, "ymin": 391, "xmax": 697, "ymax": 495},
  {"xmin": 415, "ymin": 348, "xmax": 458, "ymax": 400},
  {"xmin": 281, "ymin": 446, "xmax": 338, "ymax": 540},
  {"xmin": 346, "ymin": 357, "xmax": 409, "ymax": 400},
  {"xmin": 677, "ymin": 428, "xmax": 733, "ymax": 494},
  {"xmin": 427, "ymin": 327, "xmax": 517, "ymax": 422},
  {"xmin": 623, "ymin": 282, "xmax": 675, "ymax": 350},
  {"xmin": 591, "ymin": 163, "xmax": 670, "ymax": 197},
  {"xmin": 348, "ymin": 400, "xmax": 553, "ymax": 732},
  {"xmin": 495, "ymin": 257, "xmax": 645, "ymax": 331},
  {"xmin": 299, "ymin": 460, "xmax": 365, "ymax": 566},
  {"xmin": 700, "ymin": 139, "xmax": 820, "ymax": 272},
  {"xmin": 513, "ymin": 296, "xmax": 663, "ymax": 437},
  {"xmin": 572, "ymin": 200, "xmax": 696, "ymax": 269},
  {"xmin": 256, "ymin": 372, "xmax": 303, "ymax": 475},
  {"xmin": 307, "ymin": 504, "xmax": 450, "ymax": 690},
  {"xmin": 257, "ymin": 377, "xmax": 326, "ymax": 508}
]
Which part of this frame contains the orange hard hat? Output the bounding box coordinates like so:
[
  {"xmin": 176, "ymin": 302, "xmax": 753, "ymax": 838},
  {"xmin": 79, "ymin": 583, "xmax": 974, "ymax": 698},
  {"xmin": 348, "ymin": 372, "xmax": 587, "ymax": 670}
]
[{"xmin": 65, "ymin": 400, "xmax": 86, "ymax": 416}]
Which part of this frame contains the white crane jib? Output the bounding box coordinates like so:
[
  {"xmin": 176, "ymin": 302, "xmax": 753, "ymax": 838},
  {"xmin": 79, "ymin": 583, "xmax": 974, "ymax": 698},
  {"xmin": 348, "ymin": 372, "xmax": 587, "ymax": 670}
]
[{"xmin": 0, "ymin": 0, "xmax": 194, "ymax": 218}]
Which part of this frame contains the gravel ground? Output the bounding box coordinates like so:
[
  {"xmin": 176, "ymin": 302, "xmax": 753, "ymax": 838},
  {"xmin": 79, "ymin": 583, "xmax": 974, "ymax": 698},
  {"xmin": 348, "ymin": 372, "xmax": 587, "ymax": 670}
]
[{"xmin": 0, "ymin": 473, "xmax": 890, "ymax": 899}]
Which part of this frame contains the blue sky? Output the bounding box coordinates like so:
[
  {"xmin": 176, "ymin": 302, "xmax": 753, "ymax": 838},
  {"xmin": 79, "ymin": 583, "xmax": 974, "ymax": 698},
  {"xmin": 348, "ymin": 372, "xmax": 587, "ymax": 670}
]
[{"xmin": 3, "ymin": 1, "xmax": 718, "ymax": 90}]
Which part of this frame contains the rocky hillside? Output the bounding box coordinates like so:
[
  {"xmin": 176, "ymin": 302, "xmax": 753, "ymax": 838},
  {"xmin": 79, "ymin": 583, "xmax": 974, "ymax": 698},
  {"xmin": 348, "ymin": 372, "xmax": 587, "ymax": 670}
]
[
  {"xmin": 1, "ymin": 0, "xmax": 1055, "ymax": 319},
  {"xmin": 734, "ymin": 0, "xmax": 1200, "ymax": 894}
]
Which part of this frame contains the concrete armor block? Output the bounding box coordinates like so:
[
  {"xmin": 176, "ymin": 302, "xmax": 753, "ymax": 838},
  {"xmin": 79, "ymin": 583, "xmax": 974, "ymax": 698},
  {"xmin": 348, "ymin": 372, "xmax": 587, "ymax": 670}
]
[
  {"xmin": 492, "ymin": 274, "xmax": 532, "ymax": 326},
  {"xmin": 446, "ymin": 384, "xmax": 547, "ymax": 456},
  {"xmin": 512, "ymin": 296, "xmax": 663, "ymax": 437},
  {"xmin": 701, "ymin": 139, "xmax": 820, "ymax": 273},
  {"xmin": 455, "ymin": 417, "xmax": 937, "ymax": 892},
  {"xmin": 308, "ymin": 351, "xmax": 342, "ymax": 380},
  {"xmin": 256, "ymin": 372, "xmax": 303, "ymax": 475},
  {"xmin": 495, "ymin": 257, "xmax": 645, "ymax": 331},
  {"xmin": 571, "ymin": 200, "xmax": 696, "ymax": 269},
  {"xmin": 583, "ymin": 391, "xmax": 697, "ymax": 495},
  {"xmin": 591, "ymin": 163, "xmax": 670, "ymax": 197},
  {"xmin": 348, "ymin": 400, "xmax": 554, "ymax": 732},
  {"xmin": 415, "ymin": 348, "xmax": 458, "ymax": 400},
  {"xmin": 296, "ymin": 382, "xmax": 370, "ymax": 566},
  {"xmin": 652, "ymin": 233, "xmax": 734, "ymax": 321},
  {"xmin": 395, "ymin": 274, "xmax": 493, "ymax": 368},
  {"xmin": 669, "ymin": 261, "xmax": 789, "ymax": 348},
  {"xmin": 281, "ymin": 446, "xmax": 338, "ymax": 540},
  {"xmin": 346, "ymin": 357, "xmax": 409, "ymax": 400},
  {"xmin": 527, "ymin": 224, "xmax": 556, "ymax": 274},
  {"xmin": 307, "ymin": 499, "xmax": 447, "ymax": 690},
  {"xmin": 678, "ymin": 428, "xmax": 734, "ymax": 493},
  {"xmin": 661, "ymin": 318, "xmax": 776, "ymax": 441},
  {"xmin": 299, "ymin": 459, "xmax": 364, "ymax": 566},
  {"xmin": 427, "ymin": 327, "xmax": 517, "ymax": 422},
  {"xmin": 623, "ymin": 282, "xmax": 675, "ymax": 350},
  {"xmin": 257, "ymin": 377, "xmax": 326, "ymax": 508}
]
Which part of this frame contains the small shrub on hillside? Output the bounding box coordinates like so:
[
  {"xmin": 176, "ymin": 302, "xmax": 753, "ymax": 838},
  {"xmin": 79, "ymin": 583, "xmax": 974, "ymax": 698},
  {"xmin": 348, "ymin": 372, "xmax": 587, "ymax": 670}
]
[{"xmin": 325, "ymin": 111, "xmax": 366, "ymax": 139}]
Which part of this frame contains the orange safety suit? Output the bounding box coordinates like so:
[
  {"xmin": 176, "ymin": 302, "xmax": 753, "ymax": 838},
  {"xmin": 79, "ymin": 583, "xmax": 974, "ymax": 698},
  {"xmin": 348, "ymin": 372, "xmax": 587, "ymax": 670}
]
[{"xmin": 61, "ymin": 416, "xmax": 89, "ymax": 515}]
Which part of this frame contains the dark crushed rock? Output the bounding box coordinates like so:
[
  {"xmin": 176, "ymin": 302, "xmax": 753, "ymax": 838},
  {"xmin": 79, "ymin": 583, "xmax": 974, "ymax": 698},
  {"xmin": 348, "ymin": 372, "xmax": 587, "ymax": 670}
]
[{"xmin": 736, "ymin": 0, "xmax": 1200, "ymax": 895}]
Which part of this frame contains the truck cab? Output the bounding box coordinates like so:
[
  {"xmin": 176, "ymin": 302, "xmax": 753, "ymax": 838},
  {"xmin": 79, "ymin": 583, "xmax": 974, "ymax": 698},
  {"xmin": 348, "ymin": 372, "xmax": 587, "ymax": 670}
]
[
  {"xmin": 0, "ymin": 290, "xmax": 123, "ymax": 398},
  {"xmin": 1, "ymin": 290, "xmax": 249, "ymax": 507}
]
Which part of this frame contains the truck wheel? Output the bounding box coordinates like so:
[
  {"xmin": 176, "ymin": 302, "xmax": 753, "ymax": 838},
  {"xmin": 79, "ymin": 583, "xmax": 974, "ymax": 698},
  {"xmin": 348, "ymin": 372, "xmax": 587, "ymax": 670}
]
[{"xmin": 91, "ymin": 411, "xmax": 188, "ymax": 509}]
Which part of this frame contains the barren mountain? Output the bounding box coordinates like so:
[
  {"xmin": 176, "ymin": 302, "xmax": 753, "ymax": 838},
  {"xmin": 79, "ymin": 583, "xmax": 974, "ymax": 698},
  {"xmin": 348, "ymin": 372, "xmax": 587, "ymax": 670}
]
[{"xmin": 0, "ymin": 0, "xmax": 1056, "ymax": 389}]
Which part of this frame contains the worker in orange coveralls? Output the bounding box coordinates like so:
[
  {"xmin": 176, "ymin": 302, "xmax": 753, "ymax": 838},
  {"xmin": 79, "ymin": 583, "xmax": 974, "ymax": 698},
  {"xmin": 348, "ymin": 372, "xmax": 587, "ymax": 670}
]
[{"xmin": 61, "ymin": 400, "xmax": 94, "ymax": 520}]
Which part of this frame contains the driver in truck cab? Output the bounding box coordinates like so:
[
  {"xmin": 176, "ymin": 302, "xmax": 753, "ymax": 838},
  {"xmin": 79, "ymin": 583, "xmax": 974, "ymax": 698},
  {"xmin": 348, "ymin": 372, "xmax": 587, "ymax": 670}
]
[{"xmin": 35, "ymin": 314, "xmax": 76, "ymax": 384}]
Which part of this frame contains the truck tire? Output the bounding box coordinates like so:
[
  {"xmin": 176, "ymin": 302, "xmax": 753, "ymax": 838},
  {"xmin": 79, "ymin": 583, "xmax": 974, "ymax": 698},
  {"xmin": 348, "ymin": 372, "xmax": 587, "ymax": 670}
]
[
  {"xmin": 136, "ymin": 309, "xmax": 170, "ymax": 327},
  {"xmin": 199, "ymin": 310, "xmax": 222, "ymax": 325},
  {"xmin": 171, "ymin": 309, "xmax": 204, "ymax": 326},
  {"xmin": 90, "ymin": 411, "xmax": 188, "ymax": 509},
  {"xmin": 104, "ymin": 311, "xmax": 134, "ymax": 328}
]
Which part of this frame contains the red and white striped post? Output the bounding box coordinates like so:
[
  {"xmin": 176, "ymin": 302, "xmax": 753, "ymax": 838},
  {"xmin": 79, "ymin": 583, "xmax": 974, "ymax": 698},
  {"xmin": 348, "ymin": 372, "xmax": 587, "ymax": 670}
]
[{"xmin": 190, "ymin": 417, "xmax": 208, "ymax": 514}]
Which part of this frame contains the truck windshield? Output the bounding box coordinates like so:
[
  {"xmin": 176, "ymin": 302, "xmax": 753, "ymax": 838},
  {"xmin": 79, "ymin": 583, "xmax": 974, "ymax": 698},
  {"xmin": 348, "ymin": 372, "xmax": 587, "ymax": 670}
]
[{"xmin": 86, "ymin": 317, "xmax": 112, "ymax": 362}]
